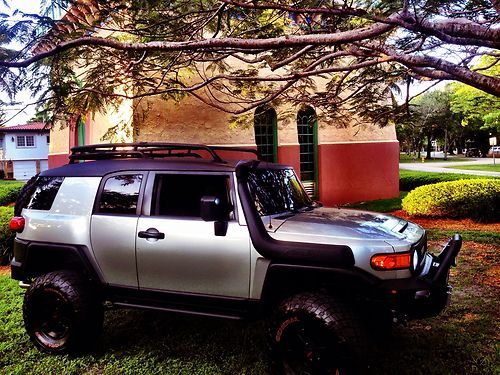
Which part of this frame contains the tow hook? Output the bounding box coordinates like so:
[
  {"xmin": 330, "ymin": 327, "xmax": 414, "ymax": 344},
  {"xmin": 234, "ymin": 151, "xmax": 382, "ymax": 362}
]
[{"xmin": 415, "ymin": 290, "xmax": 431, "ymax": 299}]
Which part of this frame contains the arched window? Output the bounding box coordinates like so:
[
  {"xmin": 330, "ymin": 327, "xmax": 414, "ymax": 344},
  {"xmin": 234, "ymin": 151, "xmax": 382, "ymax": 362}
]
[
  {"xmin": 297, "ymin": 106, "xmax": 318, "ymax": 197},
  {"xmin": 254, "ymin": 106, "xmax": 277, "ymax": 162}
]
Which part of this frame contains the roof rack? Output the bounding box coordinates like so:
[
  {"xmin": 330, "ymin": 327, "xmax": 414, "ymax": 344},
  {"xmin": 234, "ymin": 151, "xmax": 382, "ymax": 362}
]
[{"xmin": 69, "ymin": 142, "xmax": 261, "ymax": 164}]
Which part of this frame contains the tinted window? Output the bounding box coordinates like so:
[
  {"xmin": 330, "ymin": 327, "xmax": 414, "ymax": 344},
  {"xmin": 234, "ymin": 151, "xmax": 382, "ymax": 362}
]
[
  {"xmin": 248, "ymin": 169, "xmax": 312, "ymax": 216},
  {"xmin": 98, "ymin": 174, "xmax": 142, "ymax": 214},
  {"xmin": 152, "ymin": 174, "xmax": 231, "ymax": 217},
  {"xmin": 27, "ymin": 177, "xmax": 64, "ymax": 211}
]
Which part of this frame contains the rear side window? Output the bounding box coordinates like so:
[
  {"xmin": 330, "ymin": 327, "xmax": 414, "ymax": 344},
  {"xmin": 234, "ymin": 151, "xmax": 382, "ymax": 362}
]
[
  {"xmin": 27, "ymin": 177, "xmax": 65, "ymax": 211},
  {"xmin": 97, "ymin": 174, "xmax": 143, "ymax": 215}
]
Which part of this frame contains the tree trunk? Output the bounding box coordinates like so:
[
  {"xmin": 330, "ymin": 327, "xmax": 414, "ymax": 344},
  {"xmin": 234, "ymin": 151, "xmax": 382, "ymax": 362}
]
[
  {"xmin": 443, "ymin": 128, "xmax": 448, "ymax": 160},
  {"xmin": 426, "ymin": 135, "xmax": 432, "ymax": 159}
]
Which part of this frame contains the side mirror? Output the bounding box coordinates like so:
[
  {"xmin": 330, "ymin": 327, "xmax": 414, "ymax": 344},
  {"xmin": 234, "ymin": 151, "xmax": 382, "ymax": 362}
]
[
  {"xmin": 200, "ymin": 196, "xmax": 228, "ymax": 237},
  {"xmin": 200, "ymin": 196, "xmax": 225, "ymax": 221}
]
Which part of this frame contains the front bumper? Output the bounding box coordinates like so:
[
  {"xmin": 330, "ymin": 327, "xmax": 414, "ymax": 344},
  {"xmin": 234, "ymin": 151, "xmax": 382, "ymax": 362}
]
[{"xmin": 379, "ymin": 234, "xmax": 462, "ymax": 319}]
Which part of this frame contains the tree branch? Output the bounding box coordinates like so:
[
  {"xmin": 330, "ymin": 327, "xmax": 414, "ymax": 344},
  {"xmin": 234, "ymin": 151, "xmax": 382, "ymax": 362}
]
[{"xmin": 0, "ymin": 22, "xmax": 394, "ymax": 68}]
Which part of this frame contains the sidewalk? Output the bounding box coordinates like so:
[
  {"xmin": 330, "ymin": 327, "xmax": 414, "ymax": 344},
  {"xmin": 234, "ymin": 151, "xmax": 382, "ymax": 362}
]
[{"xmin": 400, "ymin": 157, "xmax": 500, "ymax": 177}]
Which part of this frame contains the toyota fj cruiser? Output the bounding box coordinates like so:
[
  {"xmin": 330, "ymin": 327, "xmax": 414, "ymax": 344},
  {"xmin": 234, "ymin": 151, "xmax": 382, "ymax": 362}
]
[{"xmin": 10, "ymin": 143, "xmax": 461, "ymax": 373}]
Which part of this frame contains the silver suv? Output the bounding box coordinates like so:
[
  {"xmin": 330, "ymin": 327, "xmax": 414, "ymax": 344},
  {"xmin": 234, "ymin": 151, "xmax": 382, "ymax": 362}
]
[{"xmin": 10, "ymin": 143, "xmax": 461, "ymax": 373}]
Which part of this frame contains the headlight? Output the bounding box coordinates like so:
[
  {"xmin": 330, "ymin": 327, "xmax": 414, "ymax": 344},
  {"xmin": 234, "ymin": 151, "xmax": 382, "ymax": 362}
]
[{"xmin": 410, "ymin": 234, "xmax": 427, "ymax": 274}]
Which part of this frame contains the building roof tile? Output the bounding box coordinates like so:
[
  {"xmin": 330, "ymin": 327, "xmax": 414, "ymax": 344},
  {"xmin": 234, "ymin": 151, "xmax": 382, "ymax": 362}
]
[{"xmin": 0, "ymin": 122, "xmax": 49, "ymax": 132}]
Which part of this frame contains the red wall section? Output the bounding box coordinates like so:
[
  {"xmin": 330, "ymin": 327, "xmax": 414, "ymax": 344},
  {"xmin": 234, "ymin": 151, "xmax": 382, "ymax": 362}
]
[
  {"xmin": 278, "ymin": 145, "xmax": 300, "ymax": 172},
  {"xmin": 48, "ymin": 154, "xmax": 70, "ymax": 168},
  {"xmin": 212, "ymin": 149, "xmax": 258, "ymax": 161},
  {"xmin": 318, "ymin": 142, "xmax": 399, "ymax": 206}
]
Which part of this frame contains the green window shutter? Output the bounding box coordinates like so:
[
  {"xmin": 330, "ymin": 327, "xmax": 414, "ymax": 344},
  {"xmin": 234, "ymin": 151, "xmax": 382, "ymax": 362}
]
[
  {"xmin": 297, "ymin": 107, "xmax": 318, "ymax": 198},
  {"xmin": 77, "ymin": 117, "xmax": 86, "ymax": 147},
  {"xmin": 254, "ymin": 106, "xmax": 278, "ymax": 162}
]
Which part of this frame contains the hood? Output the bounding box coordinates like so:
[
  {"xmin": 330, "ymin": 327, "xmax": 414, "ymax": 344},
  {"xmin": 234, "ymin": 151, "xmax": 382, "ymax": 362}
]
[{"xmin": 271, "ymin": 207, "xmax": 423, "ymax": 243}]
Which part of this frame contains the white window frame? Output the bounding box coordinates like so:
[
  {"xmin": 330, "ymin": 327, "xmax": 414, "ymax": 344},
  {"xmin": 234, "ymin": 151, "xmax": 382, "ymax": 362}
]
[{"xmin": 16, "ymin": 135, "xmax": 36, "ymax": 148}]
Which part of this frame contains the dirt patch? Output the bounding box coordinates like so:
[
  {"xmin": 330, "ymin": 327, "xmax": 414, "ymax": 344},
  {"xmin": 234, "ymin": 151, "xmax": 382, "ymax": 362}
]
[
  {"xmin": 440, "ymin": 240, "xmax": 500, "ymax": 292},
  {"xmin": 390, "ymin": 210, "xmax": 500, "ymax": 232},
  {"xmin": 0, "ymin": 265, "xmax": 10, "ymax": 276}
]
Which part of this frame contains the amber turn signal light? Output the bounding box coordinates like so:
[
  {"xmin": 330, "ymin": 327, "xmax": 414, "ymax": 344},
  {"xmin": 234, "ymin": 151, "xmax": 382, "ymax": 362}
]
[
  {"xmin": 9, "ymin": 216, "xmax": 25, "ymax": 233},
  {"xmin": 371, "ymin": 252, "xmax": 411, "ymax": 270}
]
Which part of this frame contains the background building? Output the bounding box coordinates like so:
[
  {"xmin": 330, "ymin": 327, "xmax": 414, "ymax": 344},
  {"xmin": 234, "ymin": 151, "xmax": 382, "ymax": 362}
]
[
  {"xmin": 48, "ymin": 96, "xmax": 399, "ymax": 206},
  {"xmin": 0, "ymin": 122, "xmax": 50, "ymax": 180}
]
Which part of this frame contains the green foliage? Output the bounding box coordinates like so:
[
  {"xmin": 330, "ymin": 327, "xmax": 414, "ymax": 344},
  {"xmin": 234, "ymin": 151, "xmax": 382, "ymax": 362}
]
[
  {"xmin": 0, "ymin": 206, "xmax": 14, "ymax": 264},
  {"xmin": 397, "ymin": 88, "xmax": 461, "ymax": 157},
  {"xmin": 402, "ymin": 179, "xmax": 500, "ymax": 222},
  {"xmin": 0, "ymin": 181, "xmax": 23, "ymax": 206},
  {"xmin": 399, "ymin": 170, "xmax": 498, "ymax": 191},
  {"xmin": 0, "ymin": 181, "xmax": 23, "ymax": 263},
  {"xmin": 1, "ymin": 0, "xmax": 497, "ymax": 128},
  {"xmin": 449, "ymin": 56, "xmax": 500, "ymax": 132}
]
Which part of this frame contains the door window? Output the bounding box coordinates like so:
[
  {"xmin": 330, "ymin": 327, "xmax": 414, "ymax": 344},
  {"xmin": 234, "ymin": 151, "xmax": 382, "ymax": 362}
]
[{"xmin": 151, "ymin": 174, "xmax": 232, "ymax": 218}]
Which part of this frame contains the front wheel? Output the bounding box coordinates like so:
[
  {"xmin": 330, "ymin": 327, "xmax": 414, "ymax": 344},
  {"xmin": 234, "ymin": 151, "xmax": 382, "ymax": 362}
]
[
  {"xmin": 269, "ymin": 292, "xmax": 367, "ymax": 375},
  {"xmin": 23, "ymin": 271, "xmax": 103, "ymax": 354}
]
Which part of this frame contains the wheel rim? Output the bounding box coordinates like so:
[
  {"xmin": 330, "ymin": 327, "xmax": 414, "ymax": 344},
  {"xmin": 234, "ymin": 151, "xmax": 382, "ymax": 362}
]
[
  {"xmin": 30, "ymin": 288, "xmax": 73, "ymax": 349},
  {"xmin": 278, "ymin": 317, "xmax": 342, "ymax": 375}
]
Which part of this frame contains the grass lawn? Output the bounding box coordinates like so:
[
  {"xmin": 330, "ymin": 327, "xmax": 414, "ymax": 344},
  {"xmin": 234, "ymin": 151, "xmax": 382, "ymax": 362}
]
[
  {"xmin": 1, "ymin": 230, "xmax": 498, "ymax": 374},
  {"xmin": 446, "ymin": 164, "xmax": 500, "ymax": 172},
  {"xmin": 400, "ymin": 154, "xmax": 470, "ymax": 163},
  {"xmin": 0, "ymin": 176, "xmax": 498, "ymax": 374},
  {"xmin": 346, "ymin": 192, "xmax": 408, "ymax": 212}
]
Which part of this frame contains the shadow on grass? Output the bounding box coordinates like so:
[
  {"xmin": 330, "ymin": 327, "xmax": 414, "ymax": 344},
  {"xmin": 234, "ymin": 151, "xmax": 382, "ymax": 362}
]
[{"xmin": 1, "ymin": 239, "xmax": 497, "ymax": 374}]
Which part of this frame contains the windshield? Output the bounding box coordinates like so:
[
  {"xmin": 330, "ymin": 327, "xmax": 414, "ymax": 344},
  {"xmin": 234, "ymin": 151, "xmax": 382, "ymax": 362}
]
[{"xmin": 247, "ymin": 168, "xmax": 312, "ymax": 216}]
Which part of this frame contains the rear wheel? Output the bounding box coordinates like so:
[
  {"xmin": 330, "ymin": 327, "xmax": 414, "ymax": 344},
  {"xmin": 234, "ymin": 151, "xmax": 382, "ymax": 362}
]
[
  {"xmin": 269, "ymin": 292, "xmax": 367, "ymax": 374},
  {"xmin": 23, "ymin": 271, "xmax": 103, "ymax": 354}
]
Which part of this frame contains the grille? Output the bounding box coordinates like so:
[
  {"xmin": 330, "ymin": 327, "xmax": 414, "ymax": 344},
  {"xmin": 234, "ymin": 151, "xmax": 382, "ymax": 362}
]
[{"xmin": 302, "ymin": 181, "xmax": 316, "ymax": 198}]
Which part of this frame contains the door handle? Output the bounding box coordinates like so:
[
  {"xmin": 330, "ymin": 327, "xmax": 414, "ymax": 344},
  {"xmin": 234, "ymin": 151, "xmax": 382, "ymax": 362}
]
[{"xmin": 138, "ymin": 228, "xmax": 165, "ymax": 240}]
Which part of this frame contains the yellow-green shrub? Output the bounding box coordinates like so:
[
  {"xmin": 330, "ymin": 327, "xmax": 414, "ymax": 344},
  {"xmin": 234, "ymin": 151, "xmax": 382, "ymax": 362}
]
[
  {"xmin": 402, "ymin": 179, "xmax": 500, "ymax": 222},
  {"xmin": 0, "ymin": 206, "xmax": 14, "ymax": 264},
  {"xmin": 0, "ymin": 181, "xmax": 23, "ymax": 206}
]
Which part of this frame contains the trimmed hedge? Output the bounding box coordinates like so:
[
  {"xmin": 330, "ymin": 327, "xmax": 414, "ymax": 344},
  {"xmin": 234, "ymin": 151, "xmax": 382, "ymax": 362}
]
[
  {"xmin": 399, "ymin": 170, "xmax": 498, "ymax": 191},
  {"xmin": 402, "ymin": 179, "xmax": 500, "ymax": 222},
  {"xmin": 0, "ymin": 181, "xmax": 24, "ymax": 206},
  {"xmin": 0, "ymin": 206, "xmax": 14, "ymax": 264}
]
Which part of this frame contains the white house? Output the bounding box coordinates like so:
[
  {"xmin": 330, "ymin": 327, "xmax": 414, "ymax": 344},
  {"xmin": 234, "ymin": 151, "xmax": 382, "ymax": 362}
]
[{"xmin": 0, "ymin": 122, "xmax": 50, "ymax": 180}]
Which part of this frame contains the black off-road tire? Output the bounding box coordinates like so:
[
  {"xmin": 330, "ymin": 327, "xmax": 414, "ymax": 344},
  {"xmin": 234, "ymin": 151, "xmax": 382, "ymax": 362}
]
[
  {"xmin": 14, "ymin": 174, "xmax": 38, "ymax": 216},
  {"xmin": 23, "ymin": 271, "xmax": 103, "ymax": 354},
  {"xmin": 268, "ymin": 292, "xmax": 368, "ymax": 375}
]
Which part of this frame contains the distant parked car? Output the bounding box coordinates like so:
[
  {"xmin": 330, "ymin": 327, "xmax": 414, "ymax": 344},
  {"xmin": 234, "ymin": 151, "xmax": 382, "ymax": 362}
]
[
  {"xmin": 487, "ymin": 146, "xmax": 500, "ymax": 157},
  {"xmin": 465, "ymin": 148, "xmax": 482, "ymax": 157}
]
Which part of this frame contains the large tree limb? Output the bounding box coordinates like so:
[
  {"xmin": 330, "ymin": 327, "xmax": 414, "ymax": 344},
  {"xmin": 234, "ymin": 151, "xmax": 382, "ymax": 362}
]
[
  {"xmin": 363, "ymin": 43, "xmax": 500, "ymax": 95},
  {"xmin": 221, "ymin": 0, "xmax": 500, "ymax": 48},
  {"xmin": 0, "ymin": 22, "xmax": 394, "ymax": 68},
  {"xmin": 397, "ymin": 16, "xmax": 500, "ymax": 49}
]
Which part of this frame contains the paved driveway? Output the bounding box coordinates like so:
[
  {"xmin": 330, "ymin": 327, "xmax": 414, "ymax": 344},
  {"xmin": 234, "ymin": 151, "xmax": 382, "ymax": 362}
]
[{"xmin": 400, "ymin": 157, "xmax": 500, "ymax": 177}]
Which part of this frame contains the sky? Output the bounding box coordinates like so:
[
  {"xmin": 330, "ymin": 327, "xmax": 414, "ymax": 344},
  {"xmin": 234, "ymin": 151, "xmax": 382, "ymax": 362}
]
[{"xmin": 1, "ymin": 0, "xmax": 42, "ymax": 126}]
